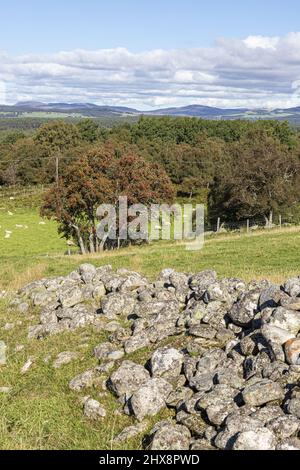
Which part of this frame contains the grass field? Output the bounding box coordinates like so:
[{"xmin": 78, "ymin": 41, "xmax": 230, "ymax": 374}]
[
  {"xmin": 0, "ymin": 202, "xmax": 300, "ymax": 449},
  {"xmin": 1, "ymin": 205, "xmax": 300, "ymax": 293}
]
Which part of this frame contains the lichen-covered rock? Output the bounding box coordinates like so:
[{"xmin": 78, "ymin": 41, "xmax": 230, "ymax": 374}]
[
  {"xmin": 101, "ymin": 293, "xmax": 136, "ymax": 319},
  {"xmin": 261, "ymin": 324, "xmax": 295, "ymax": 346},
  {"xmin": 150, "ymin": 423, "xmax": 191, "ymax": 450},
  {"xmin": 214, "ymin": 413, "xmax": 263, "ymax": 450},
  {"xmin": 266, "ymin": 307, "xmax": 300, "ymax": 336},
  {"xmin": 228, "ymin": 290, "xmax": 260, "ymax": 327},
  {"xmin": 83, "ymin": 398, "xmax": 106, "ymax": 420},
  {"xmin": 108, "ymin": 361, "xmax": 149, "ymax": 403},
  {"xmin": 176, "ymin": 410, "xmax": 207, "ymax": 436},
  {"xmin": 150, "ymin": 347, "xmax": 184, "ymax": 379},
  {"xmin": 113, "ymin": 422, "xmax": 148, "ymax": 443},
  {"xmin": 266, "ymin": 415, "xmax": 300, "ymax": 440},
  {"xmin": 287, "ymin": 397, "xmax": 300, "ymax": 419},
  {"xmin": 78, "ymin": 264, "xmax": 97, "ymax": 284},
  {"xmin": 283, "ymin": 277, "xmax": 300, "ymax": 298},
  {"xmin": 69, "ymin": 369, "xmax": 98, "ymax": 391},
  {"xmin": 129, "ymin": 378, "xmax": 173, "ymax": 421},
  {"xmin": 12, "ymin": 264, "xmax": 300, "ymax": 451},
  {"xmin": 53, "ymin": 351, "xmax": 78, "ymax": 369},
  {"xmin": 166, "ymin": 386, "xmax": 194, "ymax": 408},
  {"xmin": 59, "ymin": 286, "xmax": 85, "ymax": 308},
  {"xmin": 232, "ymin": 429, "xmax": 277, "ymax": 450},
  {"xmin": 242, "ymin": 379, "xmax": 284, "ymax": 406},
  {"xmin": 277, "ymin": 438, "xmax": 300, "ymax": 450},
  {"xmin": 94, "ymin": 342, "xmax": 124, "ymax": 362}
]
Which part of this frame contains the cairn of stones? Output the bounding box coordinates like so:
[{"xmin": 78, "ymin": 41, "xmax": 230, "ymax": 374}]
[{"xmin": 9, "ymin": 264, "xmax": 300, "ymax": 450}]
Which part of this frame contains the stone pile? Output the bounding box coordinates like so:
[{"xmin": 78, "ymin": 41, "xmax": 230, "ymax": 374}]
[{"xmin": 10, "ymin": 264, "xmax": 300, "ymax": 450}]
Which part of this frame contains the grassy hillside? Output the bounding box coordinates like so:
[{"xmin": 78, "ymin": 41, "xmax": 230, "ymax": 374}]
[
  {"xmin": 1, "ymin": 206, "xmax": 300, "ymax": 293},
  {"xmin": 1, "ymin": 200, "xmax": 300, "ymax": 449}
]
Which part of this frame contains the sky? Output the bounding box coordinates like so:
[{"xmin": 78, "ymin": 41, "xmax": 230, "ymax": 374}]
[{"xmin": 1, "ymin": 0, "xmax": 300, "ymax": 109}]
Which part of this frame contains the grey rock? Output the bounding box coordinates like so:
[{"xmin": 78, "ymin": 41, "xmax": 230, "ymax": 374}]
[
  {"xmin": 20, "ymin": 357, "xmax": 35, "ymax": 374},
  {"xmin": 94, "ymin": 342, "xmax": 124, "ymax": 362},
  {"xmin": 129, "ymin": 378, "xmax": 173, "ymax": 421},
  {"xmin": 150, "ymin": 423, "xmax": 191, "ymax": 450},
  {"xmin": 277, "ymin": 438, "xmax": 300, "ymax": 450},
  {"xmin": 101, "ymin": 292, "xmax": 136, "ymax": 319},
  {"xmin": 69, "ymin": 369, "xmax": 98, "ymax": 391},
  {"xmin": 287, "ymin": 397, "xmax": 300, "ymax": 419},
  {"xmin": 242, "ymin": 379, "xmax": 284, "ymax": 406},
  {"xmin": 214, "ymin": 414, "xmax": 263, "ymax": 450},
  {"xmin": 166, "ymin": 386, "xmax": 194, "ymax": 408},
  {"xmin": 18, "ymin": 302, "xmax": 30, "ymax": 314},
  {"xmin": 189, "ymin": 324, "xmax": 217, "ymax": 339},
  {"xmin": 78, "ymin": 263, "xmax": 97, "ymax": 284},
  {"xmin": 189, "ymin": 270, "xmax": 217, "ymax": 299},
  {"xmin": 206, "ymin": 401, "xmax": 238, "ymax": 427},
  {"xmin": 283, "ymin": 277, "xmax": 300, "ymax": 298},
  {"xmin": 113, "ymin": 422, "xmax": 148, "ymax": 443},
  {"xmin": 53, "ymin": 351, "xmax": 78, "ymax": 369},
  {"xmin": 266, "ymin": 415, "xmax": 300, "ymax": 440},
  {"xmin": 150, "ymin": 347, "xmax": 184, "ymax": 379},
  {"xmin": 59, "ymin": 286, "xmax": 85, "ymax": 308},
  {"xmin": 176, "ymin": 410, "xmax": 207, "ymax": 437},
  {"xmin": 267, "ymin": 307, "xmax": 300, "ymax": 336},
  {"xmin": 228, "ymin": 289, "xmax": 260, "ymax": 327},
  {"xmin": 250, "ymin": 405, "xmax": 284, "ymax": 424},
  {"xmin": 261, "ymin": 324, "xmax": 295, "ymax": 346},
  {"xmin": 189, "ymin": 371, "xmax": 214, "ymax": 393},
  {"xmin": 108, "ymin": 361, "xmax": 149, "ymax": 402},
  {"xmin": 124, "ymin": 331, "xmax": 150, "ymax": 354},
  {"xmin": 92, "ymin": 283, "xmax": 106, "ymax": 300},
  {"xmin": 83, "ymin": 398, "xmax": 106, "ymax": 420},
  {"xmin": 233, "ymin": 429, "xmax": 276, "ymax": 450}
]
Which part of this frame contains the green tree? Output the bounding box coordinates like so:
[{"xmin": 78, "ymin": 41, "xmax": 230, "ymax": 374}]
[
  {"xmin": 77, "ymin": 119, "xmax": 100, "ymax": 143},
  {"xmin": 34, "ymin": 120, "xmax": 80, "ymax": 156},
  {"xmin": 208, "ymin": 130, "xmax": 300, "ymax": 225}
]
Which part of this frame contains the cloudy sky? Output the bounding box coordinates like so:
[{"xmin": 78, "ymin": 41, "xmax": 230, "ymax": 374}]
[{"xmin": 1, "ymin": 0, "xmax": 300, "ymax": 109}]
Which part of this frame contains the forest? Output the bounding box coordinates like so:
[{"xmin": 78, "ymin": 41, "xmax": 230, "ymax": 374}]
[{"xmin": 1, "ymin": 116, "xmax": 300, "ymax": 252}]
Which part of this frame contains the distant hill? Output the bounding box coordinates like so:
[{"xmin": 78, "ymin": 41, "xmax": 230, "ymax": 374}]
[{"xmin": 1, "ymin": 101, "xmax": 300, "ymax": 123}]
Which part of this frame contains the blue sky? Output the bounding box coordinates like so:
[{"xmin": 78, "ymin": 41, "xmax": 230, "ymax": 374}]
[
  {"xmin": 1, "ymin": 1, "xmax": 300, "ymax": 108},
  {"xmin": 1, "ymin": 0, "xmax": 299, "ymax": 54}
]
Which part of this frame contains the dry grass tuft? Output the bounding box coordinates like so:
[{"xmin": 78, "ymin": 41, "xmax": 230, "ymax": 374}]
[{"xmin": 7, "ymin": 264, "xmax": 47, "ymax": 292}]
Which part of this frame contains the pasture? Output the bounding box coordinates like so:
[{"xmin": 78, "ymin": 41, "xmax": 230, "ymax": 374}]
[{"xmin": 0, "ymin": 198, "xmax": 300, "ymax": 449}]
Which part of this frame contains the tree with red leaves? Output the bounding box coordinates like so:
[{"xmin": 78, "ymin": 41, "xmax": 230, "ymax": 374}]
[{"xmin": 41, "ymin": 143, "xmax": 175, "ymax": 253}]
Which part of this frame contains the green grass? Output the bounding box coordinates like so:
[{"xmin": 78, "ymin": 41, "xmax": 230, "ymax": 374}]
[
  {"xmin": 0, "ymin": 304, "xmax": 174, "ymax": 450},
  {"xmin": 0, "ymin": 200, "xmax": 300, "ymax": 449},
  {"xmin": 0, "ymin": 205, "xmax": 300, "ymax": 292}
]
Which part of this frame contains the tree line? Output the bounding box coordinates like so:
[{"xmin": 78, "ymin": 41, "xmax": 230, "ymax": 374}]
[{"xmin": 1, "ymin": 116, "xmax": 300, "ymax": 252}]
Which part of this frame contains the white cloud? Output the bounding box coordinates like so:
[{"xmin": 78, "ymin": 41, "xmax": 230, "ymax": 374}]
[
  {"xmin": 243, "ymin": 35, "xmax": 279, "ymax": 50},
  {"xmin": 1, "ymin": 33, "xmax": 300, "ymax": 109},
  {"xmin": 0, "ymin": 81, "xmax": 6, "ymax": 104}
]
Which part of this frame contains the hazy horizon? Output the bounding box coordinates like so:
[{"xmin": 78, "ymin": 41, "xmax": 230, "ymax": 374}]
[{"xmin": 1, "ymin": 0, "xmax": 300, "ymax": 110}]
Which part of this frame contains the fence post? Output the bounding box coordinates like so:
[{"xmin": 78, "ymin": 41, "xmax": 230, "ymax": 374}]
[
  {"xmin": 279, "ymin": 214, "xmax": 282, "ymax": 230},
  {"xmin": 247, "ymin": 219, "xmax": 250, "ymax": 234},
  {"xmin": 217, "ymin": 217, "xmax": 221, "ymax": 233}
]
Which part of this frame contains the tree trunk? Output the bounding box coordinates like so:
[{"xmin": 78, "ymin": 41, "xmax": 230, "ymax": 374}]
[
  {"xmin": 89, "ymin": 230, "xmax": 95, "ymax": 254},
  {"xmin": 71, "ymin": 224, "xmax": 86, "ymax": 255},
  {"xmin": 264, "ymin": 210, "xmax": 273, "ymax": 228}
]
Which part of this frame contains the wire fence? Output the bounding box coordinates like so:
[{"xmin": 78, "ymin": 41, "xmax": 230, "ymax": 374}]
[
  {"xmin": 208, "ymin": 214, "xmax": 298, "ymax": 235},
  {"xmin": 0, "ymin": 185, "xmax": 48, "ymax": 199}
]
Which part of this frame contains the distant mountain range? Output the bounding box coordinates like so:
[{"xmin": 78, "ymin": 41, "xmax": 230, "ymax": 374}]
[{"xmin": 1, "ymin": 101, "xmax": 300, "ymax": 123}]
